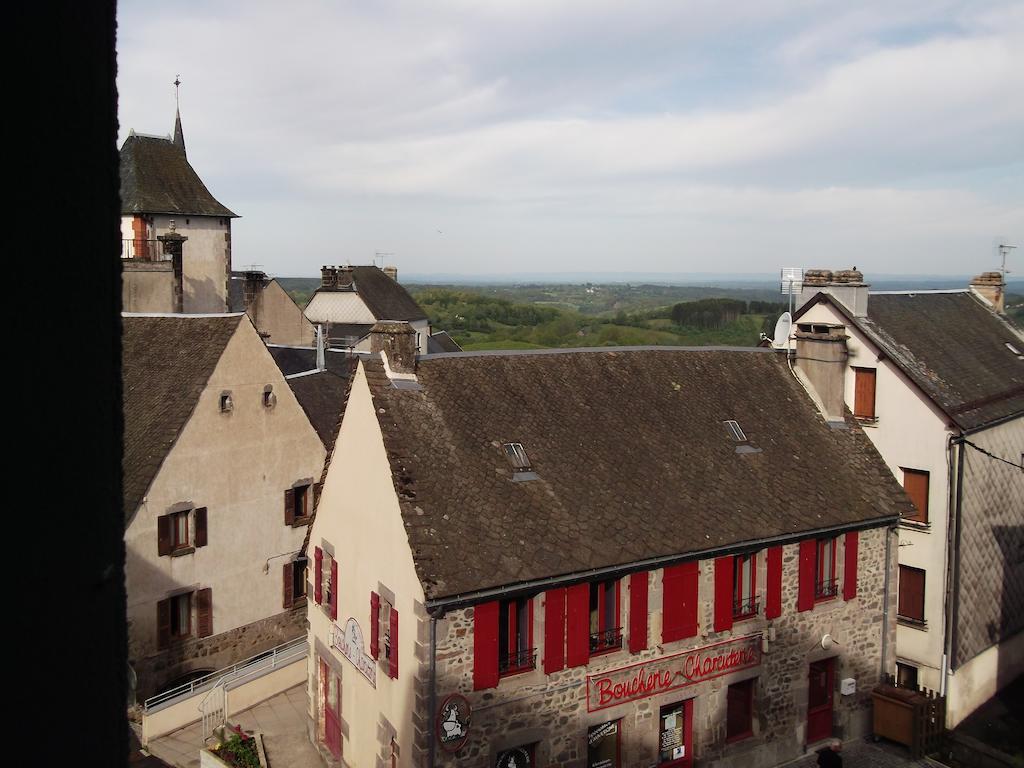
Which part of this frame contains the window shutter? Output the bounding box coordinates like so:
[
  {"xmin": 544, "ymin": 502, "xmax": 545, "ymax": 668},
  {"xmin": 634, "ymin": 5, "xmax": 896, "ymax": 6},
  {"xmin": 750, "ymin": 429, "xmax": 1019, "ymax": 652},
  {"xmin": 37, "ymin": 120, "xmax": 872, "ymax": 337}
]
[
  {"xmin": 195, "ymin": 507, "xmax": 208, "ymax": 547},
  {"xmin": 566, "ymin": 583, "xmax": 590, "ymax": 668},
  {"xmin": 389, "ymin": 608, "xmax": 399, "ymax": 679},
  {"xmin": 157, "ymin": 598, "xmax": 171, "ymax": 649},
  {"xmin": 284, "ymin": 488, "xmax": 296, "ymax": 526},
  {"xmin": 798, "ymin": 539, "xmax": 816, "ymax": 611},
  {"xmin": 197, "ymin": 588, "xmax": 213, "ymax": 638},
  {"xmin": 663, "ymin": 562, "xmax": 699, "ymax": 643},
  {"xmin": 157, "ymin": 515, "xmax": 172, "ymax": 556},
  {"xmin": 714, "ymin": 556, "xmax": 734, "ymax": 632},
  {"xmin": 473, "ymin": 601, "xmax": 500, "ymax": 690},
  {"xmin": 843, "ymin": 531, "xmax": 859, "ymax": 601},
  {"xmin": 283, "ymin": 563, "xmax": 294, "ymax": 609},
  {"xmin": 898, "ymin": 566, "xmax": 925, "ymax": 622},
  {"xmin": 855, "ymin": 368, "xmax": 876, "ymax": 419},
  {"xmin": 902, "ymin": 470, "xmax": 929, "ymax": 523},
  {"xmin": 628, "ymin": 572, "xmax": 648, "ymax": 653},
  {"xmin": 543, "ymin": 588, "xmax": 566, "ymax": 673},
  {"xmin": 330, "ymin": 559, "xmax": 339, "ymax": 620},
  {"xmin": 765, "ymin": 546, "xmax": 783, "ymax": 619},
  {"xmin": 370, "ymin": 591, "xmax": 380, "ymax": 660},
  {"xmin": 314, "ymin": 547, "xmax": 323, "ymax": 604}
]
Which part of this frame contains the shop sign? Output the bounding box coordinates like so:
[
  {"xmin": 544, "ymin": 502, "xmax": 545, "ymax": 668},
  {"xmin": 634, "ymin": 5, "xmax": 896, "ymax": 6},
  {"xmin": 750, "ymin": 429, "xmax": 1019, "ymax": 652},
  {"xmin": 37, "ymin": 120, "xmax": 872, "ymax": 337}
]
[
  {"xmin": 586, "ymin": 633, "xmax": 761, "ymax": 712},
  {"xmin": 587, "ymin": 720, "xmax": 620, "ymax": 768},
  {"xmin": 330, "ymin": 617, "xmax": 376, "ymax": 688},
  {"xmin": 436, "ymin": 693, "xmax": 471, "ymax": 753},
  {"xmin": 495, "ymin": 746, "xmax": 533, "ymax": 768}
]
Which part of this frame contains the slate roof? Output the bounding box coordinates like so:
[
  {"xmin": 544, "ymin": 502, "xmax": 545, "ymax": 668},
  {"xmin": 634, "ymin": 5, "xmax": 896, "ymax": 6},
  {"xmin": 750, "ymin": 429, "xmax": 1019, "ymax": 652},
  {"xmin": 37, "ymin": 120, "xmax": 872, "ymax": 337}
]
[
  {"xmin": 797, "ymin": 291, "xmax": 1024, "ymax": 430},
  {"xmin": 267, "ymin": 345, "xmax": 352, "ymax": 377},
  {"xmin": 326, "ymin": 322, "xmax": 374, "ymax": 345},
  {"xmin": 315, "ymin": 267, "xmax": 427, "ymax": 321},
  {"xmin": 119, "ymin": 134, "xmax": 238, "ymax": 218},
  {"xmin": 361, "ymin": 347, "xmax": 913, "ymax": 602},
  {"xmin": 121, "ymin": 314, "xmax": 243, "ymax": 522},
  {"xmin": 286, "ymin": 370, "xmax": 351, "ymax": 450},
  {"xmin": 427, "ymin": 331, "xmax": 462, "ymax": 353}
]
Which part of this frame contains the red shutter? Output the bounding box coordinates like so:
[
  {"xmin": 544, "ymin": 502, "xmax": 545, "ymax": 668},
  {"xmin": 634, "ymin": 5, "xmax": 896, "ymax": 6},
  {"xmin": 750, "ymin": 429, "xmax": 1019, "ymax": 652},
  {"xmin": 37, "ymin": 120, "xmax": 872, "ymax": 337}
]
[
  {"xmin": 197, "ymin": 588, "xmax": 213, "ymax": 638},
  {"xmin": 157, "ymin": 515, "xmax": 171, "ymax": 556},
  {"xmin": 370, "ymin": 591, "xmax": 380, "ymax": 660},
  {"xmin": 473, "ymin": 601, "xmax": 500, "ymax": 690},
  {"xmin": 389, "ymin": 608, "xmax": 399, "ymax": 679},
  {"xmin": 766, "ymin": 546, "xmax": 783, "ymax": 619},
  {"xmin": 330, "ymin": 559, "xmax": 339, "ymax": 620},
  {"xmin": 843, "ymin": 531, "xmax": 859, "ymax": 601},
  {"xmin": 714, "ymin": 556, "xmax": 734, "ymax": 632},
  {"xmin": 284, "ymin": 488, "xmax": 296, "ymax": 526},
  {"xmin": 157, "ymin": 598, "xmax": 171, "ymax": 649},
  {"xmin": 543, "ymin": 588, "xmax": 566, "ymax": 673},
  {"xmin": 195, "ymin": 507, "xmax": 208, "ymax": 547},
  {"xmin": 314, "ymin": 547, "xmax": 323, "ymax": 604},
  {"xmin": 566, "ymin": 583, "xmax": 590, "ymax": 668},
  {"xmin": 663, "ymin": 562, "xmax": 699, "ymax": 643},
  {"xmin": 798, "ymin": 539, "xmax": 816, "ymax": 611},
  {"xmin": 628, "ymin": 572, "xmax": 649, "ymax": 653},
  {"xmin": 283, "ymin": 563, "xmax": 294, "ymax": 609}
]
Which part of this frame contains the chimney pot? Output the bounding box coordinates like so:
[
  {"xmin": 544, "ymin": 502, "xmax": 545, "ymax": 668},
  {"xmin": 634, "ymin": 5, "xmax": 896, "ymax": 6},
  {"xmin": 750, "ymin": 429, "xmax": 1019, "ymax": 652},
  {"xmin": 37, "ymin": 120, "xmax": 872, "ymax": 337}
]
[
  {"xmin": 383, "ymin": 265, "xmax": 398, "ymax": 282},
  {"xmin": 320, "ymin": 265, "xmax": 337, "ymax": 289}
]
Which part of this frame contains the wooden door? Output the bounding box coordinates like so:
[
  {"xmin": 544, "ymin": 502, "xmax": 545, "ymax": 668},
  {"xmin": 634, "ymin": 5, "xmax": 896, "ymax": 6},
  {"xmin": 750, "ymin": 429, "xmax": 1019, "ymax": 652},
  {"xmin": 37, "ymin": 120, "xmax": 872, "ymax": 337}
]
[
  {"xmin": 321, "ymin": 659, "xmax": 342, "ymax": 759},
  {"xmin": 807, "ymin": 658, "xmax": 834, "ymax": 744}
]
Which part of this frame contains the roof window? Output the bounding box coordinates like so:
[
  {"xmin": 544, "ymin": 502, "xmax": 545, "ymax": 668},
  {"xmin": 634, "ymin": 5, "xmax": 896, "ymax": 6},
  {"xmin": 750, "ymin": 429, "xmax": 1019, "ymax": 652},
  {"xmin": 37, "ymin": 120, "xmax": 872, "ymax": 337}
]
[
  {"xmin": 1006, "ymin": 342, "xmax": 1022, "ymax": 358},
  {"xmin": 723, "ymin": 420, "xmax": 747, "ymax": 442},
  {"xmin": 503, "ymin": 442, "xmax": 531, "ymax": 471}
]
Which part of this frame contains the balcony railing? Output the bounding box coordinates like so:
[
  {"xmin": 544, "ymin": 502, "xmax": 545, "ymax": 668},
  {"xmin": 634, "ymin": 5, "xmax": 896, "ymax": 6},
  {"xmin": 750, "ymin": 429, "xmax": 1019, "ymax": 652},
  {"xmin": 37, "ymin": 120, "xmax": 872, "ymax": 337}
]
[
  {"xmin": 589, "ymin": 627, "xmax": 623, "ymax": 654},
  {"xmin": 498, "ymin": 647, "xmax": 537, "ymax": 675},
  {"xmin": 815, "ymin": 579, "xmax": 839, "ymax": 599},
  {"xmin": 121, "ymin": 238, "xmax": 174, "ymax": 261},
  {"xmin": 733, "ymin": 595, "xmax": 760, "ymax": 619}
]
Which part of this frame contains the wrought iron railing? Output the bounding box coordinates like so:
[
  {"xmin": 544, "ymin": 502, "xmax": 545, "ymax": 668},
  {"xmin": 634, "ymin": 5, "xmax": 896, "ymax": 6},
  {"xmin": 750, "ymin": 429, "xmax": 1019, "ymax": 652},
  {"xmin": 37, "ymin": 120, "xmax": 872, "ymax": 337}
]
[
  {"xmin": 498, "ymin": 647, "xmax": 537, "ymax": 674},
  {"xmin": 733, "ymin": 595, "xmax": 760, "ymax": 619},
  {"xmin": 589, "ymin": 627, "xmax": 623, "ymax": 653},
  {"xmin": 121, "ymin": 238, "xmax": 174, "ymax": 261},
  {"xmin": 815, "ymin": 578, "xmax": 839, "ymax": 599}
]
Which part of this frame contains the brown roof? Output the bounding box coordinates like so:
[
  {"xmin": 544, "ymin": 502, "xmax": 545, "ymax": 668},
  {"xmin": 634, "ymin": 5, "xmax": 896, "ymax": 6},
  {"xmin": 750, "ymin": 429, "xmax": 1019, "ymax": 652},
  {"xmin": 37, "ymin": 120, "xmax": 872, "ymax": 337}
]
[
  {"xmin": 362, "ymin": 347, "xmax": 912, "ymax": 601},
  {"xmin": 119, "ymin": 134, "xmax": 238, "ymax": 218},
  {"xmin": 285, "ymin": 370, "xmax": 351, "ymax": 450},
  {"xmin": 121, "ymin": 314, "xmax": 243, "ymax": 522},
  {"xmin": 797, "ymin": 291, "xmax": 1024, "ymax": 430}
]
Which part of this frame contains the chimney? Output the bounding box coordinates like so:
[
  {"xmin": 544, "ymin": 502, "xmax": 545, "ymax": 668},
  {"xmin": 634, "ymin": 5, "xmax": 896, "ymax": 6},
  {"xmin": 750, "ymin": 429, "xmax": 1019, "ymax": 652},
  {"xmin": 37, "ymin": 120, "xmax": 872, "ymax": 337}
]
[
  {"xmin": 969, "ymin": 271, "xmax": 1005, "ymax": 313},
  {"xmin": 797, "ymin": 267, "xmax": 870, "ymax": 317},
  {"xmin": 158, "ymin": 228, "xmax": 187, "ymax": 313},
  {"xmin": 243, "ymin": 270, "xmax": 265, "ymax": 310},
  {"xmin": 793, "ymin": 322, "xmax": 849, "ymax": 424},
  {"xmin": 320, "ymin": 265, "xmax": 338, "ymax": 289},
  {"xmin": 383, "ymin": 265, "xmax": 398, "ymax": 281},
  {"xmin": 370, "ymin": 321, "xmax": 417, "ymax": 376},
  {"xmin": 337, "ymin": 265, "xmax": 354, "ymax": 289}
]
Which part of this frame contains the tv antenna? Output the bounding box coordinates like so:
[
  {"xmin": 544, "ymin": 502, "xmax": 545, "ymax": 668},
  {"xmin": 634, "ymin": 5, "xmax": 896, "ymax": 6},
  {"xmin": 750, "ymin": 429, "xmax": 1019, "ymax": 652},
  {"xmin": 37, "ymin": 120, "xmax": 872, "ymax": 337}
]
[
  {"xmin": 997, "ymin": 243, "xmax": 1016, "ymax": 279},
  {"xmin": 374, "ymin": 251, "xmax": 394, "ymax": 269}
]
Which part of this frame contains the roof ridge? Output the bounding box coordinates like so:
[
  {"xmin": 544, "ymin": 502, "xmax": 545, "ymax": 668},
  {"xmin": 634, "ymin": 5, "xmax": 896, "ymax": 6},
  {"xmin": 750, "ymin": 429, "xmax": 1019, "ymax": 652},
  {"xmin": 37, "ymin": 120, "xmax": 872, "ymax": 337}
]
[{"xmin": 421, "ymin": 345, "xmax": 774, "ymax": 359}]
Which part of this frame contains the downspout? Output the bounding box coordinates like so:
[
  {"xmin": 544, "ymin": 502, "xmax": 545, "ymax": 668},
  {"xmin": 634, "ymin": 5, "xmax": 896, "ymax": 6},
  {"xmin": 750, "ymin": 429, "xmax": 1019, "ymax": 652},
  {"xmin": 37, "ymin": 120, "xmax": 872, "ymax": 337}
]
[
  {"xmin": 943, "ymin": 435, "xmax": 966, "ymax": 692},
  {"xmin": 428, "ymin": 614, "xmax": 438, "ymax": 768},
  {"xmin": 881, "ymin": 523, "xmax": 895, "ymax": 679}
]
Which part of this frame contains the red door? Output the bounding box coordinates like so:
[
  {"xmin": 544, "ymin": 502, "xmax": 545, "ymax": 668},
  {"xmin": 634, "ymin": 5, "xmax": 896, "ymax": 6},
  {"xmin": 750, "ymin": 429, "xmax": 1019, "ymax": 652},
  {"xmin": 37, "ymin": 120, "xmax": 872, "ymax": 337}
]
[
  {"xmin": 321, "ymin": 659, "xmax": 342, "ymax": 759},
  {"xmin": 807, "ymin": 658, "xmax": 834, "ymax": 744}
]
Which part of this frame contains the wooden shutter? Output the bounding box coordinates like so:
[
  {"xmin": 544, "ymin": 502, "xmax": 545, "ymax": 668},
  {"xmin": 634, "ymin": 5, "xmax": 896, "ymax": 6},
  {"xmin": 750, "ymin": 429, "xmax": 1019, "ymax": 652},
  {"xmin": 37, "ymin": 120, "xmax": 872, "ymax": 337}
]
[
  {"xmin": 628, "ymin": 572, "xmax": 649, "ymax": 653},
  {"xmin": 195, "ymin": 507, "xmax": 208, "ymax": 547},
  {"xmin": 765, "ymin": 546, "xmax": 783, "ymax": 619},
  {"xmin": 843, "ymin": 531, "xmax": 859, "ymax": 601},
  {"xmin": 283, "ymin": 563, "xmax": 294, "ymax": 608},
  {"xmin": 798, "ymin": 539, "xmax": 816, "ymax": 611},
  {"xmin": 714, "ymin": 556, "xmax": 734, "ymax": 632},
  {"xmin": 854, "ymin": 368, "xmax": 876, "ymax": 419},
  {"xmin": 473, "ymin": 601, "xmax": 500, "ymax": 690},
  {"xmin": 157, "ymin": 515, "xmax": 172, "ymax": 556},
  {"xmin": 663, "ymin": 562, "xmax": 699, "ymax": 643},
  {"xmin": 157, "ymin": 598, "xmax": 171, "ymax": 649},
  {"xmin": 284, "ymin": 488, "xmax": 296, "ymax": 526},
  {"xmin": 543, "ymin": 588, "xmax": 566, "ymax": 673},
  {"xmin": 566, "ymin": 583, "xmax": 590, "ymax": 668},
  {"xmin": 314, "ymin": 547, "xmax": 323, "ymax": 604},
  {"xmin": 197, "ymin": 588, "xmax": 213, "ymax": 638},
  {"xmin": 329, "ymin": 559, "xmax": 339, "ymax": 620},
  {"xmin": 898, "ymin": 566, "xmax": 925, "ymax": 622},
  {"xmin": 902, "ymin": 470, "xmax": 929, "ymax": 524},
  {"xmin": 370, "ymin": 591, "xmax": 380, "ymax": 660},
  {"xmin": 389, "ymin": 608, "xmax": 399, "ymax": 679}
]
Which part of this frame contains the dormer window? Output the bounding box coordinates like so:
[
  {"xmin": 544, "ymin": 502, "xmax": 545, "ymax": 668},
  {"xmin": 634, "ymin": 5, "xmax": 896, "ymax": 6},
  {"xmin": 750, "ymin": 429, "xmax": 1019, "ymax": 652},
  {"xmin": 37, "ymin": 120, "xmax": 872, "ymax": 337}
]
[
  {"xmin": 219, "ymin": 392, "xmax": 234, "ymax": 413},
  {"xmin": 723, "ymin": 420, "xmax": 747, "ymax": 442}
]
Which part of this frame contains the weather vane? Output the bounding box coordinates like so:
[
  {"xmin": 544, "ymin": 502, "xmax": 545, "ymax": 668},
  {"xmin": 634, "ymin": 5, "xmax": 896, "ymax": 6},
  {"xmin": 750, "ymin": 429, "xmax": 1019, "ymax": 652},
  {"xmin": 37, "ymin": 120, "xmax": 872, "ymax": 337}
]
[{"xmin": 174, "ymin": 75, "xmax": 181, "ymax": 108}]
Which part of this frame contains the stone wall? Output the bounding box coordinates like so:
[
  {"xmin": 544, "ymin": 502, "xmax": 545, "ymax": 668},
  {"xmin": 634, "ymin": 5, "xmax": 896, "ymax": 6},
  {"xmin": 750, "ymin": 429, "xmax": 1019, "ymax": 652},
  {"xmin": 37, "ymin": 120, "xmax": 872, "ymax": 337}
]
[{"xmin": 425, "ymin": 526, "xmax": 896, "ymax": 768}]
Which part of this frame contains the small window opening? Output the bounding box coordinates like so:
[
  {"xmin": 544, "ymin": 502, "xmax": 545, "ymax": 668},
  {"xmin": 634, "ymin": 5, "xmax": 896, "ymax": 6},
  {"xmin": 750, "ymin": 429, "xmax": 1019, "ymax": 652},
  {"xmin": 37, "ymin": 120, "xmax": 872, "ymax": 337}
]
[
  {"xmin": 219, "ymin": 392, "xmax": 233, "ymax": 413},
  {"xmin": 723, "ymin": 420, "xmax": 747, "ymax": 442},
  {"xmin": 263, "ymin": 385, "xmax": 276, "ymax": 408},
  {"xmin": 503, "ymin": 442, "xmax": 532, "ymax": 471}
]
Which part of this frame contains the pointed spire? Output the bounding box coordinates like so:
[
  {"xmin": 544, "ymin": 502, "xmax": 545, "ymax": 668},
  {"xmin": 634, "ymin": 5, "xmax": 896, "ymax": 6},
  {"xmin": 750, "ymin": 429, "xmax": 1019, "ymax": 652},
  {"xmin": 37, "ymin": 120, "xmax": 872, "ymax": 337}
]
[{"xmin": 172, "ymin": 75, "xmax": 186, "ymax": 155}]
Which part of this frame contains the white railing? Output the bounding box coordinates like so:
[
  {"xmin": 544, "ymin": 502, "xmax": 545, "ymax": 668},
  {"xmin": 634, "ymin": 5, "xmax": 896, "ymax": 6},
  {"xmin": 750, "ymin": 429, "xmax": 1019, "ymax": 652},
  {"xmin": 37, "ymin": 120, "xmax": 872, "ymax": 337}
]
[{"xmin": 200, "ymin": 680, "xmax": 226, "ymax": 740}]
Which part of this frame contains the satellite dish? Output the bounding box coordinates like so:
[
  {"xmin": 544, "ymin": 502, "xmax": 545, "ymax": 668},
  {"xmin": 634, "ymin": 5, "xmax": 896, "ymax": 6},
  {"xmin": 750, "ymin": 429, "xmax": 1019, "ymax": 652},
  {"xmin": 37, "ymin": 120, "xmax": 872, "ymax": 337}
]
[{"xmin": 772, "ymin": 312, "xmax": 792, "ymax": 347}]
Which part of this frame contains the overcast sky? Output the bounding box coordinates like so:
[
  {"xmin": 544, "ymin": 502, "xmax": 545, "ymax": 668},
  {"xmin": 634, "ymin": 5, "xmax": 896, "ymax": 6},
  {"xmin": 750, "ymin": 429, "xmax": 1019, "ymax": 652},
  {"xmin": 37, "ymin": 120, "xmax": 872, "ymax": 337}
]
[{"xmin": 117, "ymin": 1, "xmax": 1022, "ymax": 279}]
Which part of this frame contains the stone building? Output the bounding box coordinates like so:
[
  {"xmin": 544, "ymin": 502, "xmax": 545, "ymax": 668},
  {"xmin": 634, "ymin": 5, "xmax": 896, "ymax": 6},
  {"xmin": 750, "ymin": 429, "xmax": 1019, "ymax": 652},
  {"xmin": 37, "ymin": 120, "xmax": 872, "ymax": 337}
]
[
  {"xmin": 302, "ymin": 329, "xmax": 913, "ymax": 768},
  {"xmin": 792, "ymin": 269, "xmax": 1024, "ymax": 727},
  {"xmin": 229, "ymin": 269, "xmax": 317, "ymax": 346},
  {"xmin": 122, "ymin": 313, "xmax": 326, "ymax": 700}
]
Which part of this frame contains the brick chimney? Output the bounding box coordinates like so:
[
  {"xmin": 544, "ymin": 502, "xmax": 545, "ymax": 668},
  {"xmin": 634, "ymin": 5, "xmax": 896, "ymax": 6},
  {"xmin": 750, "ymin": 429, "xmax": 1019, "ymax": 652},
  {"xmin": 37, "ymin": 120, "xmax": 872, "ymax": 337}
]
[
  {"xmin": 370, "ymin": 321, "xmax": 417, "ymax": 376},
  {"xmin": 797, "ymin": 267, "xmax": 870, "ymax": 317},
  {"xmin": 337, "ymin": 265, "xmax": 354, "ymax": 289},
  {"xmin": 320, "ymin": 265, "xmax": 337, "ymax": 289},
  {"xmin": 243, "ymin": 270, "xmax": 266, "ymax": 309},
  {"xmin": 793, "ymin": 322, "xmax": 849, "ymax": 424},
  {"xmin": 383, "ymin": 265, "xmax": 398, "ymax": 281},
  {"xmin": 969, "ymin": 271, "xmax": 1005, "ymax": 313}
]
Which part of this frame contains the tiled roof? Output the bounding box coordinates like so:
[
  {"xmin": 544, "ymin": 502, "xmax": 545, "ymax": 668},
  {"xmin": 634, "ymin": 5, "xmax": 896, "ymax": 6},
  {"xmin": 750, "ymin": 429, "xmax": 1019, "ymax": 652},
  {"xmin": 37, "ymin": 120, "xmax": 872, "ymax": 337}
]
[
  {"xmin": 285, "ymin": 370, "xmax": 351, "ymax": 450},
  {"xmin": 119, "ymin": 134, "xmax": 237, "ymax": 218},
  {"xmin": 427, "ymin": 331, "xmax": 462, "ymax": 353},
  {"xmin": 362, "ymin": 347, "xmax": 913, "ymax": 601},
  {"xmin": 267, "ymin": 346, "xmax": 351, "ymax": 377},
  {"xmin": 121, "ymin": 314, "xmax": 243, "ymax": 522},
  {"xmin": 798, "ymin": 291, "xmax": 1024, "ymax": 430}
]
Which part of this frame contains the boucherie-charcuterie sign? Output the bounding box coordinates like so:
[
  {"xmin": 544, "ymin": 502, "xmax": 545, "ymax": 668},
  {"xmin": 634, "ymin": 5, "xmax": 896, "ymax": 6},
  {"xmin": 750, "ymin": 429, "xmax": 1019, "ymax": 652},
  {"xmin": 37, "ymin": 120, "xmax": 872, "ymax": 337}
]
[{"xmin": 586, "ymin": 633, "xmax": 762, "ymax": 712}]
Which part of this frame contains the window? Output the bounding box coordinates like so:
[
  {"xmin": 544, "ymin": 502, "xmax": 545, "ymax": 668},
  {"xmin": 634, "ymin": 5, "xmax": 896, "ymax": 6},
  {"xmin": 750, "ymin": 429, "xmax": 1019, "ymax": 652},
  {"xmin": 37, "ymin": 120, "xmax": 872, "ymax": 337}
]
[
  {"xmin": 169, "ymin": 593, "xmax": 191, "ymax": 639},
  {"xmin": 285, "ymin": 484, "xmax": 312, "ymax": 526},
  {"xmin": 853, "ymin": 368, "xmax": 876, "ymax": 420},
  {"xmin": 495, "ymin": 744, "xmax": 536, "ymax": 768},
  {"xmin": 723, "ymin": 420, "xmax": 747, "ymax": 442},
  {"xmin": 157, "ymin": 587, "xmax": 212, "ymax": 649},
  {"xmin": 901, "ymin": 469, "xmax": 929, "ymax": 524},
  {"xmin": 587, "ymin": 720, "xmax": 621, "ymax": 768},
  {"xmin": 498, "ymin": 595, "xmax": 535, "ymax": 675},
  {"xmin": 898, "ymin": 565, "xmax": 926, "ymax": 624},
  {"xmin": 590, "ymin": 578, "xmax": 622, "ymax": 654},
  {"xmin": 815, "ymin": 538, "xmax": 838, "ymax": 599},
  {"xmin": 503, "ymin": 442, "xmax": 531, "ymax": 471},
  {"xmin": 283, "ymin": 559, "xmax": 306, "ymax": 608},
  {"xmin": 263, "ymin": 385, "xmax": 276, "ymax": 409},
  {"xmin": 659, "ymin": 700, "xmax": 691, "ymax": 766},
  {"xmin": 219, "ymin": 391, "xmax": 233, "ymax": 413},
  {"xmin": 380, "ymin": 594, "xmax": 394, "ymax": 668},
  {"xmin": 157, "ymin": 507, "xmax": 207, "ymax": 556},
  {"xmin": 321, "ymin": 550, "xmax": 334, "ymax": 612},
  {"xmin": 733, "ymin": 553, "xmax": 758, "ymax": 619},
  {"xmin": 170, "ymin": 510, "xmax": 189, "ymax": 550},
  {"xmin": 896, "ymin": 662, "xmax": 918, "ymax": 690},
  {"xmin": 726, "ymin": 678, "xmax": 755, "ymax": 742}
]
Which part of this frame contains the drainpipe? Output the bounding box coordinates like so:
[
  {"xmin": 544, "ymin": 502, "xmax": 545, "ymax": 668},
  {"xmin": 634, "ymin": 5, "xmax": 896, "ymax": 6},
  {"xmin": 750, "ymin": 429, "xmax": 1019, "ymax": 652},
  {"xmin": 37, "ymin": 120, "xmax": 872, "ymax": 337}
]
[
  {"xmin": 881, "ymin": 523, "xmax": 895, "ymax": 679},
  {"xmin": 943, "ymin": 435, "xmax": 966, "ymax": 694},
  {"xmin": 428, "ymin": 614, "xmax": 438, "ymax": 768}
]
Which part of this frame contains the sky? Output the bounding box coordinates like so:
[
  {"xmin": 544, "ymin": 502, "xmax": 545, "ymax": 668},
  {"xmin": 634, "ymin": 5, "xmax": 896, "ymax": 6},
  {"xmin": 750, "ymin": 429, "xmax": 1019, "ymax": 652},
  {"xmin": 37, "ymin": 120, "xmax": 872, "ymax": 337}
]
[{"xmin": 116, "ymin": 1, "xmax": 1023, "ymax": 279}]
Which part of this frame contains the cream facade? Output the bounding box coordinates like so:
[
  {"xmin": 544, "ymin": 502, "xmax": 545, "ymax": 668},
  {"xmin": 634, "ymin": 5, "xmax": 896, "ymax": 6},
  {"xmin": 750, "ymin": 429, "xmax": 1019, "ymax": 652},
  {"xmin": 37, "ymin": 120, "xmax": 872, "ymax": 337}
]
[
  {"xmin": 304, "ymin": 290, "xmax": 431, "ymax": 354},
  {"xmin": 246, "ymin": 278, "xmax": 316, "ymax": 346}
]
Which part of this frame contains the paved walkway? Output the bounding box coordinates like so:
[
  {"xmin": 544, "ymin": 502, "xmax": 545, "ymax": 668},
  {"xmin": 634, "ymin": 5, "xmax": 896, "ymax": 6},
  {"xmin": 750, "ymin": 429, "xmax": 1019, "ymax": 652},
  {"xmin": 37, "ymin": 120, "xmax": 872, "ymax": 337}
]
[
  {"xmin": 783, "ymin": 739, "xmax": 945, "ymax": 768},
  {"xmin": 138, "ymin": 684, "xmax": 322, "ymax": 768}
]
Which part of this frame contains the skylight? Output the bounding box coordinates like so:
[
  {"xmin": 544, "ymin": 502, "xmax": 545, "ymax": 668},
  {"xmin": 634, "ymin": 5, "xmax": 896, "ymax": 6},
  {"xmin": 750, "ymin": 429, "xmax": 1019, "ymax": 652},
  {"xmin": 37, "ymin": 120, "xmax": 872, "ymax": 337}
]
[
  {"xmin": 1006, "ymin": 342, "xmax": 1022, "ymax": 358},
  {"xmin": 723, "ymin": 420, "xmax": 747, "ymax": 442},
  {"xmin": 503, "ymin": 442, "xmax": 532, "ymax": 471}
]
